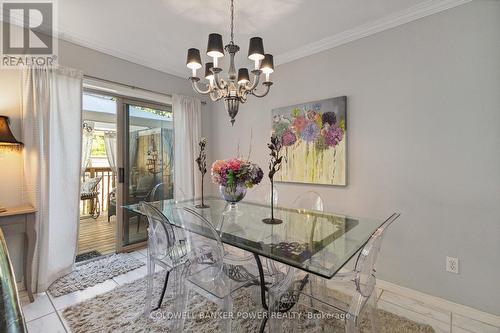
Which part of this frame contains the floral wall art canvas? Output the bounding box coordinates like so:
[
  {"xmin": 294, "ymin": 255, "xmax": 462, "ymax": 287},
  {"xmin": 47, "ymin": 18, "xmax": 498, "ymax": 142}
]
[{"xmin": 271, "ymin": 96, "xmax": 347, "ymax": 186}]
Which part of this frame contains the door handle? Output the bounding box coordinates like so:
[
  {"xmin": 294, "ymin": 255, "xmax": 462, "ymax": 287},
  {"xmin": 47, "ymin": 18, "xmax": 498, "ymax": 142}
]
[{"xmin": 118, "ymin": 168, "xmax": 125, "ymax": 183}]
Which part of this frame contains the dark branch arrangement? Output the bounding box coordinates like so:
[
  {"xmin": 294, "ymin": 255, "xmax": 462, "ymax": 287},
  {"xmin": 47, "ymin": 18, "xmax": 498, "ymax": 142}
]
[
  {"xmin": 195, "ymin": 137, "xmax": 209, "ymax": 208},
  {"xmin": 262, "ymin": 134, "xmax": 283, "ymax": 224}
]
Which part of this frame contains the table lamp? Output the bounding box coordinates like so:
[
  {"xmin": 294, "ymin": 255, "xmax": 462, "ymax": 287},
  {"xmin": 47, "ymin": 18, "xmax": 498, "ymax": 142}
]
[{"xmin": 0, "ymin": 115, "xmax": 23, "ymax": 213}]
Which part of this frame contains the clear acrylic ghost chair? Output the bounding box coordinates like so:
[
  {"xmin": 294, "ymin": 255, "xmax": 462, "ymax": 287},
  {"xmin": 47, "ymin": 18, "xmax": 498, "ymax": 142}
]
[
  {"xmin": 291, "ymin": 191, "xmax": 326, "ymax": 306},
  {"xmin": 249, "ymin": 184, "xmax": 279, "ymax": 206},
  {"xmin": 220, "ymin": 212, "xmax": 260, "ymax": 283},
  {"xmin": 266, "ymin": 189, "xmax": 323, "ymax": 288},
  {"xmin": 174, "ymin": 187, "xmax": 189, "ymax": 203},
  {"xmin": 296, "ymin": 213, "xmax": 401, "ymax": 333},
  {"xmin": 140, "ymin": 202, "xmax": 189, "ymax": 320},
  {"xmin": 292, "ymin": 191, "xmax": 324, "ymax": 211},
  {"xmin": 172, "ymin": 207, "xmax": 237, "ymax": 333},
  {"xmin": 176, "ymin": 188, "xmax": 258, "ymax": 287},
  {"xmin": 252, "ymin": 184, "xmax": 286, "ymax": 282}
]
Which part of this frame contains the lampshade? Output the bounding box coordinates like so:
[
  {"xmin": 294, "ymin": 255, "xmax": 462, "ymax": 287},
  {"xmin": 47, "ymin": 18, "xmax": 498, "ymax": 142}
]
[
  {"xmin": 0, "ymin": 116, "xmax": 23, "ymax": 148},
  {"xmin": 248, "ymin": 37, "xmax": 265, "ymax": 61},
  {"xmin": 207, "ymin": 33, "xmax": 224, "ymax": 58},
  {"xmin": 237, "ymin": 68, "xmax": 250, "ymax": 85},
  {"xmin": 186, "ymin": 48, "xmax": 202, "ymax": 69},
  {"xmin": 261, "ymin": 54, "xmax": 274, "ymax": 74},
  {"xmin": 205, "ymin": 62, "xmax": 214, "ymax": 80}
]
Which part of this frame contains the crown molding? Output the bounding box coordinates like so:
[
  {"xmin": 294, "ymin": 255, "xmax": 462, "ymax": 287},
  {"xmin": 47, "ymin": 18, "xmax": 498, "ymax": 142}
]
[
  {"xmin": 0, "ymin": 14, "xmax": 187, "ymax": 78},
  {"xmin": 57, "ymin": 30, "xmax": 188, "ymax": 79},
  {"xmin": 274, "ymin": 0, "xmax": 472, "ymax": 66}
]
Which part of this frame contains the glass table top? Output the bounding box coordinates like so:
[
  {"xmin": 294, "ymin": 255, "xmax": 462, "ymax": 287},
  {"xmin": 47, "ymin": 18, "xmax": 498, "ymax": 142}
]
[{"xmin": 124, "ymin": 197, "xmax": 387, "ymax": 279}]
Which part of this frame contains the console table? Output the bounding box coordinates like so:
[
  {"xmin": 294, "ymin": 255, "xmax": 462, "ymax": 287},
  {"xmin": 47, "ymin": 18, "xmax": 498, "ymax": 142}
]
[{"xmin": 0, "ymin": 205, "xmax": 37, "ymax": 303}]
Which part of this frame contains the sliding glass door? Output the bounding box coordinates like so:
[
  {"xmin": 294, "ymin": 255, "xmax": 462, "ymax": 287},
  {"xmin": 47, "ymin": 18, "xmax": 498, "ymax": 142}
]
[{"xmin": 117, "ymin": 98, "xmax": 174, "ymax": 251}]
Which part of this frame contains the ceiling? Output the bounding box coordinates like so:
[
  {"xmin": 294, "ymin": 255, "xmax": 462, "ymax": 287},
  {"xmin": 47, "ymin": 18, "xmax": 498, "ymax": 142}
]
[{"xmin": 56, "ymin": 0, "xmax": 469, "ymax": 77}]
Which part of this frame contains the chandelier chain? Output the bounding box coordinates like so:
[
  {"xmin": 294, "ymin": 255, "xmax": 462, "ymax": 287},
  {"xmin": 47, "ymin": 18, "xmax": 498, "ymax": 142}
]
[{"xmin": 230, "ymin": 0, "xmax": 234, "ymax": 43}]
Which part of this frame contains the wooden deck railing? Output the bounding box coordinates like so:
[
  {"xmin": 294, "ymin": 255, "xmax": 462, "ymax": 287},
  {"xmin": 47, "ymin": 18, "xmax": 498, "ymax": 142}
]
[{"xmin": 82, "ymin": 167, "xmax": 116, "ymax": 214}]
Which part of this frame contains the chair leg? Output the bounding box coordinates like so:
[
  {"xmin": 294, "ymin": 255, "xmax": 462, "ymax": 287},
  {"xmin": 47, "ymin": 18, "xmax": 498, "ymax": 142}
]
[
  {"xmin": 137, "ymin": 216, "xmax": 144, "ymax": 233},
  {"xmin": 369, "ymin": 292, "xmax": 379, "ymax": 333},
  {"xmin": 172, "ymin": 266, "xmax": 190, "ymax": 332},
  {"xmin": 96, "ymin": 197, "xmax": 100, "ymax": 218},
  {"xmin": 308, "ymin": 275, "xmax": 316, "ymax": 308},
  {"xmin": 267, "ymin": 289, "xmax": 283, "ymax": 333},
  {"xmin": 144, "ymin": 258, "xmax": 155, "ymax": 317},
  {"xmin": 345, "ymin": 313, "xmax": 359, "ymax": 333},
  {"xmin": 153, "ymin": 270, "xmax": 170, "ymax": 311},
  {"xmin": 221, "ymin": 295, "xmax": 233, "ymax": 333}
]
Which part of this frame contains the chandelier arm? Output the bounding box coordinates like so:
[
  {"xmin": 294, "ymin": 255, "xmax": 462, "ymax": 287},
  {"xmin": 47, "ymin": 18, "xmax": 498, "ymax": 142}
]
[
  {"xmin": 247, "ymin": 70, "xmax": 262, "ymax": 92},
  {"xmin": 237, "ymin": 84, "xmax": 248, "ymax": 100},
  {"xmin": 251, "ymin": 82, "xmax": 272, "ymax": 98},
  {"xmin": 210, "ymin": 89, "xmax": 224, "ymax": 101},
  {"xmin": 213, "ymin": 72, "xmax": 226, "ymax": 91},
  {"xmin": 191, "ymin": 79, "xmax": 212, "ymax": 95},
  {"xmin": 209, "ymin": 93, "xmax": 220, "ymax": 102}
]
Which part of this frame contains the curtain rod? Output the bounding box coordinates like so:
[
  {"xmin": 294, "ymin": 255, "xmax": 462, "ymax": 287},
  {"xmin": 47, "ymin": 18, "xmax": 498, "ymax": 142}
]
[{"xmin": 83, "ymin": 74, "xmax": 207, "ymax": 105}]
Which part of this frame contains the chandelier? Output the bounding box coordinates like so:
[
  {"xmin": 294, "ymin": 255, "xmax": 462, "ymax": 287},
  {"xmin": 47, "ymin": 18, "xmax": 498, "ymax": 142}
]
[{"xmin": 186, "ymin": 0, "xmax": 274, "ymax": 125}]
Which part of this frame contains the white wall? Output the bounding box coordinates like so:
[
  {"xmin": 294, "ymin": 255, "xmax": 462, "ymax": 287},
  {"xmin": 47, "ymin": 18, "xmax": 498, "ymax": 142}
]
[{"xmin": 208, "ymin": 1, "xmax": 500, "ymax": 315}]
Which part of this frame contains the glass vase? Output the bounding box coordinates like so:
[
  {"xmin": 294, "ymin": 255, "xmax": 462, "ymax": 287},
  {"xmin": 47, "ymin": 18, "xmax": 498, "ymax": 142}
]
[{"xmin": 219, "ymin": 184, "xmax": 247, "ymax": 216}]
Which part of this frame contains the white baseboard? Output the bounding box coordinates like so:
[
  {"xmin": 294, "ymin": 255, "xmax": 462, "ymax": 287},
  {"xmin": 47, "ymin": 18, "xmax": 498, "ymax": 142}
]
[{"xmin": 377, "ymin": 279, "xmax": 500, "ymax": 328}]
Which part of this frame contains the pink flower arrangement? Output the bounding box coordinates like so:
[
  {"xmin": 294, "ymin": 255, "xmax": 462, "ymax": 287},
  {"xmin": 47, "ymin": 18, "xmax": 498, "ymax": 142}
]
[{"xmin": 211, "ymin": 158, "xmax": 263, "ymax": 191}]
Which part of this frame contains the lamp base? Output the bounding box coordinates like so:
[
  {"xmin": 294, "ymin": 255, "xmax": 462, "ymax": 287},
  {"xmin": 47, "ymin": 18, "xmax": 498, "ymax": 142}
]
[
  {"xmin": 195, "ymin": 204, "xmax": 210, "ymax": 209},
  {"xmin": 262, "ymin": 218, "xmax": 282, "ymax": 225}
]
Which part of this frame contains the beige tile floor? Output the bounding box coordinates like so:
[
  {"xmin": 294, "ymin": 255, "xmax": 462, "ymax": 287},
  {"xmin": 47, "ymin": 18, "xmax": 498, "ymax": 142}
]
[{"xmin": 18, "ymin": 250, "xmax": 500, "ymax": 333}]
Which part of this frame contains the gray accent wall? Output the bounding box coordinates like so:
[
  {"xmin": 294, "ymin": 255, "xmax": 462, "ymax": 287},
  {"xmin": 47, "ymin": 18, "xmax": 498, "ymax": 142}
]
[{"xmin": 207, "ymin": 1, "xmax": 500, "ymax": 315}]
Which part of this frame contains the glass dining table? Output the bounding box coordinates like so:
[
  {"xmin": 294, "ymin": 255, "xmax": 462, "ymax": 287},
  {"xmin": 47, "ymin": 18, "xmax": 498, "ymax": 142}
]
[
  {"xmin": 124, "ymin": 196, "xmax": 394, "ymax": 331},
  {"xmin": 125, "ymin": 196, "xmax": 387, "ymax": 278}
]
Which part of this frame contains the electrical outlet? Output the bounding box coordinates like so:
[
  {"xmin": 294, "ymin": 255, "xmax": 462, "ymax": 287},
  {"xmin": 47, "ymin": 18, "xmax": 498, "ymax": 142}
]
[{"xmin": 446, "ymin": 256, "xmax": 459, "ymax": 274}]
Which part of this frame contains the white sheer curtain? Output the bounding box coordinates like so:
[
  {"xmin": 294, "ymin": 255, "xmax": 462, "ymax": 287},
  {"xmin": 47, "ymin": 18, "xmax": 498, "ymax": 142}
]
[
  {"xmin": 173, "ymin": 94, "xmax": 201, "ymax": 200},
  {"xmin": 81, "ymin": 121, "xmax": 94, "ymax": 175},
  {"xmin": 104, "ymin": 131, "xmax": 117, "ymax": 172},
  {"xmin": 22, "ymin": 66, "xmax": 83, "ymax": 291}
]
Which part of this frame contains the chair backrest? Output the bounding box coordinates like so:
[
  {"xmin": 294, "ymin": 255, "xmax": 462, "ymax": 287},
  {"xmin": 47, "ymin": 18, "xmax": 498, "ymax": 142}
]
[
  {"xmin": 292, "ymin": 191, "xmax": 324, "ymax": 211},
  {"xmin": 174, "ymin": 187, "xmax": 189, "ymax": 203},
  {"xmin": 172, "ymin": 207, "xmax": 225, "ymax": 279},
  {"xmin": 354, "ymin": 213, "xmax": 400, "ymax": 297},
  {"xmin": 148, "ymin": 182, "xmax": 165, "ymax": 202},
  {"xmin": 251, "ymin": 184, "xmax": 278, "ymax": 206},
  {"xmin": 80, "ymin": 176, "xmax": 102, "ymax": 195},
  {"xmin": 136, "ymin": 175, "xmax": 155, "ymax": 193},
  {"xmin": 140, "ymin": 201, "xmax": 178, "ymax": 261}
]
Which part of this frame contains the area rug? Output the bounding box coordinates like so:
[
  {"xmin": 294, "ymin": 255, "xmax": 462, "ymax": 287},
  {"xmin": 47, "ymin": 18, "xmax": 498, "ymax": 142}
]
[
  {"xmin": 75, "ymin": 250, "xmax": 102, "ymax": 263},
  {"xmin": 62, "ymin": 274, "xmax": 435, "ymax": 333},
  {"xmin": 48, "ymin": 253, "xmax": 145, "ymax": 297}
]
